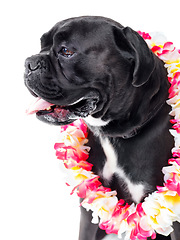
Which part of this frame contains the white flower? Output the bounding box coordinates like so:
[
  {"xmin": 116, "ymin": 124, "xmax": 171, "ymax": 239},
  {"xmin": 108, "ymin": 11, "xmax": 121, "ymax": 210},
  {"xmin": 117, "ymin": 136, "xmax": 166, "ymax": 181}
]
[
  {"xmin": 142, "ymin": 192, "xmax": 176, "ymax": 236},
  {"xmin": 146, "ymin": 32, "xmax": 167, "ymax": 48},
  {"xmin": 165, "ymin": 61, "xmax": 180, "ymax": 78},
  {"xmin": 83, "ymin": 193, "xmax": 118, "ymax": 224},
  {"xmin": 162, "ymin": 161, "xmax": 180, "ymax": 182},
  {"xmin": 169, "ymin": 130, "xmax": 180, "ymax": 149}
]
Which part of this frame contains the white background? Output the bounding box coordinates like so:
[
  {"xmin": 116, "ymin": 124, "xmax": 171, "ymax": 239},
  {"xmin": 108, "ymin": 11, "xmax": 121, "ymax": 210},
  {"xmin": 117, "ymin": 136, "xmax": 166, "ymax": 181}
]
[{"xmin": 1, "ymin": 0, "xmax": 180, "ymax": 239}]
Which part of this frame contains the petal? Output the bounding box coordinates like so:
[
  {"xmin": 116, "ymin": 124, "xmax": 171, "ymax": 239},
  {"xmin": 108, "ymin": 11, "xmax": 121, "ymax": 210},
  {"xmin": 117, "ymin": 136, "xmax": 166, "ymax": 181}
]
[
  {"xmin": 156, "ymin": 226, "xmax": 173, "ymax": 236},
  {"xmin": 139, "ymin": 216, "xmax": 152, "ymax": 231}
]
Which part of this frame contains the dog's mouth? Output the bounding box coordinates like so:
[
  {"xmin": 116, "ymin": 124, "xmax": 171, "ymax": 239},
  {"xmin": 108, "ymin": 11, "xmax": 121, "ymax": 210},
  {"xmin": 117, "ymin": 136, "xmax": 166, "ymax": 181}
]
[{"xmin": 26, "ymin": 96, "xmax": 98, "ymax": 125}]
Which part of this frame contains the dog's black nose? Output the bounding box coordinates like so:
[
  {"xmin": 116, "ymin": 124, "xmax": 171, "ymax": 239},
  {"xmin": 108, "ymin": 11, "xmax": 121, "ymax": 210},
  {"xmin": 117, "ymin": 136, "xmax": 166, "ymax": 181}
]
[
  {"xmin": 25, "ymin": 57, "xmax": 43, "ymax": 73},
  {"xmin": 25, "ymin": 55, "xmax": 48, "ymax": 74},
  {"xmin": 28, "ymin": 61, "xmax": 42, "ymax": 72},
  {"xmin": 25, "ymin": 56, "xmax": 49, "ymax": 81}
]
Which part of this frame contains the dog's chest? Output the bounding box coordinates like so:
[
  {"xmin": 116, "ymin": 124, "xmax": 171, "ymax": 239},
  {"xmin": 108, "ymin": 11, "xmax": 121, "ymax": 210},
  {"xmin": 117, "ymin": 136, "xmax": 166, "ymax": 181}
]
[{"xmin": 100, "ymin": 136, "xmax": 145, "ymax": 203}]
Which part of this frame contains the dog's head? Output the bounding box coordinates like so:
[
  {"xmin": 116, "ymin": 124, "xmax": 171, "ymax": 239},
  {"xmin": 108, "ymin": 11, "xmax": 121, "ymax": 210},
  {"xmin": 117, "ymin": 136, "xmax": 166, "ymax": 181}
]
[{"xmin": 25, "ymin": 16, "xmax": 160, "ymax": 134}]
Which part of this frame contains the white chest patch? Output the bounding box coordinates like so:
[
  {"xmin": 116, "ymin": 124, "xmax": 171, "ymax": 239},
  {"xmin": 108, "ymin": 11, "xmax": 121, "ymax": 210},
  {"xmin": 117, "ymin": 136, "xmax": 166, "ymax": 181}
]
[
  {"xmin": 100, "ymin": 137, "xmax": 145, "ymax": 204},
  {"xmin": 100, "ymin": 137, "xmax": 117, "ymax": 180},
  {"xmin": 84, "ymin": 115, "xmax": 109, "ymax": 127}
]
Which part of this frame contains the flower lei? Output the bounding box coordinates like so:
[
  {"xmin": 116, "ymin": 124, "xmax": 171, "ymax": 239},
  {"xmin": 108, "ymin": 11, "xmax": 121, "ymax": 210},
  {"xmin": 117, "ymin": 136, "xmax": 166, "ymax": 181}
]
[{"xmin": 54, "ymin": 32, "xmax": 180, "ymax": 240}]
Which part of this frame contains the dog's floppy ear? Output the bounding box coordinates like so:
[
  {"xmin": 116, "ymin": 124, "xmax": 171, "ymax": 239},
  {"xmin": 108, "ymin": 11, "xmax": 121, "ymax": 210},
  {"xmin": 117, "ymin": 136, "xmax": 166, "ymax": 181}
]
[{"xmin": 113, "ymin": 26, "xmax": 155, "ymax": 87}]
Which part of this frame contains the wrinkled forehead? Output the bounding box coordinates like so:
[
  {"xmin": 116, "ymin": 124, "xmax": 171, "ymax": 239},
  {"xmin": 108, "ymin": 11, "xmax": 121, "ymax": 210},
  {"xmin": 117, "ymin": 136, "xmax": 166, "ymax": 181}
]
[{"xmin": 40, "ymin": 17, "xmax": 118, "ymax": 50}]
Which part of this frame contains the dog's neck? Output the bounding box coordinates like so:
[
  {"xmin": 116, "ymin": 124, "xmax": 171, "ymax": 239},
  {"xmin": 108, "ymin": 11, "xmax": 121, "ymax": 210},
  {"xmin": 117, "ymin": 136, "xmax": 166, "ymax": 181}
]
[
  {"xmin": 89, "ymin": 57, "xmax": 170, "ymax": 139},
  {"xmin": 101, "ymin": 101, "xmax": 167, "ymax": 139}
]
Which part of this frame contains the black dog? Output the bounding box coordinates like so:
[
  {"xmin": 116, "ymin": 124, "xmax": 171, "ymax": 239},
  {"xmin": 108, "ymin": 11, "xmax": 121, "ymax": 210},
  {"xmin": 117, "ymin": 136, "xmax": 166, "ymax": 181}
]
[{"xmin": 24, "ymin": 16, "xmax": 180, "ymax": 240}]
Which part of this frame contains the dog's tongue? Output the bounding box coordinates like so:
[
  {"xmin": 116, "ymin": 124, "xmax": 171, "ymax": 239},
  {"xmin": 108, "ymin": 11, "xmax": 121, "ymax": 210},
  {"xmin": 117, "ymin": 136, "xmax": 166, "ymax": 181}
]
[{"xmin": 26, "ymin": 97, "xmax": 54, "ymax": 115}]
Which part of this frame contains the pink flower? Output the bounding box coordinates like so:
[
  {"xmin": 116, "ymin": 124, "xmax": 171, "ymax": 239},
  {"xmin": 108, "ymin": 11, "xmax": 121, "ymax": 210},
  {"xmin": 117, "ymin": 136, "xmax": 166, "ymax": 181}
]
[
  {"xmin": 157, "ymin": 42, "xmax": 180, "ymax": 62},
  {"xmin": 137, "ymin": 31, "xmax": 151, "ymax": 40},
  {"xmin": 54, "ymin": 120, "xmax": 91, "ymax": 173},
  {"xmin": 165, "ymin": 177, "xmax": 180, "ymax": 195},
  {"xmin": 99, "ymin": 220, "xmax": 119, "ymax": 235},
  {"xmin": 168, "ymin": 72, "xmax": 180, "ymax": 98},
  {"xmin": 72, "ymin": 119, "xmax": 88, "ymax": 138},
  {"xmin": 55, "ymin": 142, "xmax": 89, "ymax": 163},
  {"xmin": 169, "ymin": 157, "xmax": 180, "ymax": 165},
  {"xmin": 112, "ymin": 199, "xmax": 130, "ymax": 218},
  {"xmin": 172, "ymin": 149, "xmax": 180, "ymax": 158},
  {"xmin": 100, "ymin": 199, "xmax": 131, "ymax": 235},
  {"xmin": 170, "ymin": 119, "xmax": 180, "ymax": 133},
  {"xmin": 63, "ymin": 158, "xmax": 93, "ymax": 171},
  {"xmin": 71, "ymin": 176, "xmax": 101, "ymax": 198},
  {"xmin": 127, "ymin": 204, "xmax": 156, "ymax": 240},
  {"xmin": 59, "ymin": 119, "xmax": 88, "ymax": 136},
  {"xmin": 82, "ymin": 186, "xmax": 114, "ymax": 205},
  {"xmin": 151, "ymin": 46, "xmax": 162, "ymax": 54},
  {"xmin": 162, "ymin": 159, "xmax": 180, "ymax": 195},
  {"xmin": 100, "ymin": 201, "xmax": 155, "ymax": 240}
]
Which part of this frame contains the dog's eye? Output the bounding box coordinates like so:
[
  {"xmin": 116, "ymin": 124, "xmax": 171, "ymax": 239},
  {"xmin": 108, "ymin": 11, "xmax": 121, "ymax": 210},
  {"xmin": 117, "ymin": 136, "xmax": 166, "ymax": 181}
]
[{"xmin": 59, "ymin": 47, "xmax": 74, "ymax": 58}]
